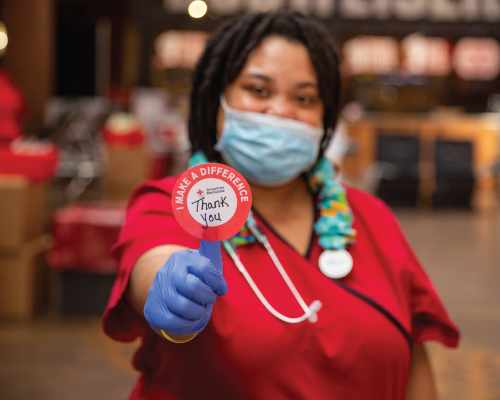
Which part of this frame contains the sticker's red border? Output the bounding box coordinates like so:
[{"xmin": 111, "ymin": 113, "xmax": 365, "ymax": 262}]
[{"xmin": 172, "ymin": 163, "xmax": 252, "ymax": 242}]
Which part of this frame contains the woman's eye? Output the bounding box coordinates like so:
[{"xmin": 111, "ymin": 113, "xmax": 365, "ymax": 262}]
[
  {"xmin": 296, "ymin": 95, "xmax": 313, "ymax": 105},
  {"xmin": 249, "ymin": 86, "xmax": 269, "ymax": 97}
]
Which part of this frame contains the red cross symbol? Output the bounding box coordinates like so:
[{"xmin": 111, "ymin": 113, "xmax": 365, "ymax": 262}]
[{"xmin": 197, "ymin": 190, "xmax": 204, "ymax": 196}]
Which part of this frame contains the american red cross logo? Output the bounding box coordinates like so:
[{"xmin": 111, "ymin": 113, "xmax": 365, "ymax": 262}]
[{"xmin": 197, "ymin": 190, "xmax": 204, "ymax": 196}]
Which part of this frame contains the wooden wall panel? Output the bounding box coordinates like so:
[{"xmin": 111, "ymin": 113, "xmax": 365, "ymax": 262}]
[{"xmin": 2, "ymin": 0, "xmax": 54, "ymax": 134}]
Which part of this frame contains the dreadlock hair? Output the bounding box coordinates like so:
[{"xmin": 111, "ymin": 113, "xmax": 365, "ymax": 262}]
[{"xmin": 189, "ymin": 11, "xmax": 341, "ymax": 162}]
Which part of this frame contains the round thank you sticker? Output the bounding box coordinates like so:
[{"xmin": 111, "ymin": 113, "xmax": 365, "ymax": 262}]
[{"xmin": 172, "ymin": 163, "xmax": 252, "ymax": 241}]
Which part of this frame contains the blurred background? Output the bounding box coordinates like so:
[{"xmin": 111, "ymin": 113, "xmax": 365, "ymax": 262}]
[{"xmin": 0, "ymin": 0, "xmax": 499, "ymax": 399}]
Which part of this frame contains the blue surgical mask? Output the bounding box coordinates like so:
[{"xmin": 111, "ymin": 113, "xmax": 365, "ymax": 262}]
[{"xmin": 214, "ymin": 97, "xmax": 324, "ymax": 187}]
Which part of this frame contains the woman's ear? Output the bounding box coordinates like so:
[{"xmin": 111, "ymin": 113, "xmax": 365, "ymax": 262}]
[{"xmin": 216, "ymin": 104, "xmax": 225, "ymax": 140}]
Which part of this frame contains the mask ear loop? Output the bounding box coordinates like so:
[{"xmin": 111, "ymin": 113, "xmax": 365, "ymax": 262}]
[
  {"xmin": 223, "ymin": 227, "xmax": 322, "ymax": 324},
  {"xmin": 220, "ymin": 95, "xmax": 229, "ymax": 112}
]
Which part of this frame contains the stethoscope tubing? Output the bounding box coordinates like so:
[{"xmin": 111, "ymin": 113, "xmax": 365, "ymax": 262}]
[{"xmin": 222, "ymin": 222, "xmax": 322, "ymax": 324}]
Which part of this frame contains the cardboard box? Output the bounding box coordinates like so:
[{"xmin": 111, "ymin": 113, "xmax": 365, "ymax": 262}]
[
  {"xmin": 104, "ymin": 145, "xmax": 149, "ymax": 201},
  {"xmin": 0, "ymin": 176, "xmax": 48, "ymax": 248},
  {"xmin": 0, "ymin": 235, "xmax": 51, "ymax": 320}
]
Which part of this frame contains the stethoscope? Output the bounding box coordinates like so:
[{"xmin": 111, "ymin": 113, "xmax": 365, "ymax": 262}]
[{"xmin": 222, "ymin": 220, "xmax": 353, "ymax": 324}]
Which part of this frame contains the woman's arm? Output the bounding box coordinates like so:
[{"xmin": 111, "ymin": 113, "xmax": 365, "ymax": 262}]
[
  {"xmin": 126, "ymin": 244, "xmax": 197, "ymax": 342},
  {"xmin": 405, "ymin": 343, "xmax": 438, "ymax": 400}
]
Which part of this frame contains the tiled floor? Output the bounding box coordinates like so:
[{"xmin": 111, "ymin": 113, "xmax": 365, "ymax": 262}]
[
  {"xmin": 0, "ymin": 316, "xmax": 138, "ymax": 400},
  {"xmin": 397, "ymin": 209, "xmax": 500, "ymax": 400},
  {"xmin": 0, "ymin": 209, "xmax": 499, "ymax": 400}
]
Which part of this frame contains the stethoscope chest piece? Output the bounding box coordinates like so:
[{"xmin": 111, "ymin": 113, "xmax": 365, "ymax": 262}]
[{"xmin": 318, "ymin": 249, "xmax": 353, "ymax": 279}]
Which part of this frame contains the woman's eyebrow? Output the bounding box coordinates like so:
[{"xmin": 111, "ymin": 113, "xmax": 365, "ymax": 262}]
[
  {"xmin": 243, "ymin": 73, "xmax": 272, "ymax": 82},
  {"xmin": 296, "ymin": 82, "xmax": 318, "ymax": 89},
  {"xmin": 242, "ymin": 73, "xmax": 318, "ymax": 88}
]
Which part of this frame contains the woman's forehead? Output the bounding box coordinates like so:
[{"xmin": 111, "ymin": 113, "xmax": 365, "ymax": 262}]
[{"xmin": 237, "ymin": 36, "xmax": 318, "ymax": 83}]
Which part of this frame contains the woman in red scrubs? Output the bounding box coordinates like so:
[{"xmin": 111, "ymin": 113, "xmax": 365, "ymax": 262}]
[{"xmin": 103, "ymin": 11, "xmax": 459, "ymax": 400}]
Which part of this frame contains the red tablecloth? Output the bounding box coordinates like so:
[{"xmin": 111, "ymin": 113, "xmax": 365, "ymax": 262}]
[
  {"xmin": 47, "ymin": 202, "xmax": 126, "ymax": 273},
  {"xmin": 0, "ymin": 141, "xmax": 58, "ymax": 183}
]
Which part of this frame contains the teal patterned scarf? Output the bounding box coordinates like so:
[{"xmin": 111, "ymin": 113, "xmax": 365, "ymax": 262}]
[{"xmin": 188, "ymin": 151, "xmax": 356, "ymax": 250}]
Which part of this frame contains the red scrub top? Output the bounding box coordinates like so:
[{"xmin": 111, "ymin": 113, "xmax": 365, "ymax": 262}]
[{"xmin": 103, "ymin": 176, "xmax": 459, "ymax": 400}]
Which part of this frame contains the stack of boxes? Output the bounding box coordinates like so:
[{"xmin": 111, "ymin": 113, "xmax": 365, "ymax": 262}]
[
  {"xmin": 101, "ymin": 112, "xmax": 149, "ymax": 201},
  {"xmin": 0, "ymin": 81, "xmax": 154, "ymax": 318},
  {"xmin": 0, "ymin": 178, "xmax": 52, "ymax": 319},
  {"xmin": 0, "ymin": 70, "xmax": 57, "ymax": 319}
]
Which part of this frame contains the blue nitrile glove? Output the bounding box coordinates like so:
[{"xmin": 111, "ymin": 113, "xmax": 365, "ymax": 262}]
[{"xmin": 144, "ymin": 240, "xmax": 227, "ymax": 335}]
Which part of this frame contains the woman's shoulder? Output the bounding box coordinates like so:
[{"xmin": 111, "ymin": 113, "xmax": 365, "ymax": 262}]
[
  {"xmin": 343, "ymin": 184, "xmax": 392, "ymax": 215},
  {"xmin": 130, "ymin": 174, "xmax": 180, "ymax": 199},
  {"xmin": 342, "ymin": 184, "xmax": 403, "ymax": 239},
  {"xmin": 124, "ymin": 174, "xmax": 182, "ymax": 212}
]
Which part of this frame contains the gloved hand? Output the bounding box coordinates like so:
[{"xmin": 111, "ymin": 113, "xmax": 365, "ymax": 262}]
[{"xmin": 144, "ymin": 240, "xmax": 228, "ymax": 336}]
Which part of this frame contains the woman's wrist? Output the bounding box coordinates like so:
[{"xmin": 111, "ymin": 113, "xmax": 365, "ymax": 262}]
[{"xmin": 160, "ymin": 330, "xmax": 198, "ymax": 343}]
